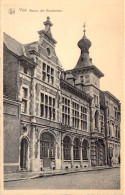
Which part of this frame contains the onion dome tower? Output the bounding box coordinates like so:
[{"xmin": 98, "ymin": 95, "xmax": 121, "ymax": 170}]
[{"xmin": 74, "ymin": 23, "xmax": 92, "ymax": 69}]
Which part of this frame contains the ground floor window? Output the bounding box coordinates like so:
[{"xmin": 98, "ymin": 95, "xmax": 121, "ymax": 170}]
[
  {"xmin": 73, "ymin": 138, "xmax": 80, "ymax": 160},
  {"xmin": 63, "ymin": 136, "xmax": 71, "ymax": 160},
  {"xmin": 82, "ymin": 140, "xmax": 89, "ymax": 160},
  {"xmin": 40, "ymin": 132, "xmax": 55, "ymax": 159}
]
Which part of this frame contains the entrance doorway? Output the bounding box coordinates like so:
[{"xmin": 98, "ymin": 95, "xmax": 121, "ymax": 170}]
[
  {"xmin": 20, "ymin": 138, "xmax": 28, "ymax": 170},
  {"xmin": 40, "ymin": 132, "xmax": 55, "ymax": 168},
  {"xmin": 96, "ymin": 140, "xmax": 105, "ymax": 166}
]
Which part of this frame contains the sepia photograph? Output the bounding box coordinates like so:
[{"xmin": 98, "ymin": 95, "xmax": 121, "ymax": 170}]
[{"xmin": 0, "ymin": 0, "xmax": 124, "ymax": 194}]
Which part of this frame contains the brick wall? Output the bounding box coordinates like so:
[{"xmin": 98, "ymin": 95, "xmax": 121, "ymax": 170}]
[
  {"xmin": 3, "ymin": 45, "xmax": 19, "ymax": 101},
  {"xmin": 4, "ymin": 98, "xmax": 20, "ymax": 173}
]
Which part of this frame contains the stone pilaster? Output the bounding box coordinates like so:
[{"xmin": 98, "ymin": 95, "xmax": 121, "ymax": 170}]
[
  {"xmin": 104, "ymin": 139, "xmax": 108, "ymax": 165},
  {"xmin": 30, "ymin": 125, "xmax": 36, "ymax": 171},
  {"xmin": 61, "ymin": 140, "xmax": 64, "ymax": 169},
  {"xmin": 88, "ymin": 146, "xmax": 91, "ymax": 167},
  {"xmin": 71, "ymin": 143, "xmax": 74, "ymax": 168},
  {"xmin": 30, "ymin": 69, "xmax": 36, "ymax": 122},
  {"xmin": 55, "ymin": 142, "xmax": 58, "ymax": 169},
  {"xmin": 80, "ymin": 144, "xmax": 82, "ymax": 167},
  {"xmin": 91, "ymin": 139, "xmax": 97, "ymax": 166}
]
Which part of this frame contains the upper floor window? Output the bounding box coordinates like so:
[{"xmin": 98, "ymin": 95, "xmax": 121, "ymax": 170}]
[
  {"xmin": 81, "ymin": 106, "xmax": 87, "ymax": 130},
  {"xmin": 21, "ymin": 87, "xmax": 28, "ymax": 113},
  {"xmin": 42, "ymin": 63, "xmax": 54, "ymax": 85},
  {"xmin": 95, "ymin": 110, "xmax": 99, "ymax": 129},
  {"xmin": 80, "ymin": 75, "xmax": 90, "ymax": 84},
  {"xmin": 94, "ymin": 94, "xmax": 98, "ymax": 106},
  {"xmin": 40, "ymin": 93, "xmax": 56, "ymax": 121},
  {"xmin": 100, "ymin": 114, "xmax": 104, "ymax": 133},
  {"xmin": 72, "ymin": 101, "xmax": 79, "ymax": 128},
  {"xmin": 62, "ymin": 97, "xmax": 70, "ymax": 126}
]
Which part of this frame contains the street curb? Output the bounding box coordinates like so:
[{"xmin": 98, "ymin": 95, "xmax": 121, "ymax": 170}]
[
  {"xmin": 4, "ymin": 178, "xmax": 27, "ymax": 182},
  {"xmin": 4, "ymin": 166, "xmax": 120, "ymax": 182},
  {"xmin": 30, "ymin": 166, "xmax": 119, "ymax": 179}
]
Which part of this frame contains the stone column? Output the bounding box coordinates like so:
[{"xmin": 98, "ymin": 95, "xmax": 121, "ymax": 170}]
[
  {"xmin": 55, "ymin": 142, "xmax": 58, "ymax": 169},
  {"xmin": 71, "ymin": 143, "xmax": 74, "ymax": 168},
  {"xmin": 61, "ymin": 140, "xmax": 64, "ymax": 169},
  {"xmin": 30, "ymin": 125, "xmax": 36, "ymax": 171},
  {"xmin": 104, "ymin": 139, "xmax": 108, "ymax": 165},
  {"xmin": 38, "ymin": 138, "xmax": 40, "ymax": 159},
  {"xmin": 30, "ymin": 69, "xmax": 36, "ymax": 123},
  {"xmin": 80, "ymin": 144, "xmax": 82, "ymax": 167},
  {"xmin": 88, "ymin": 146, "xmax": 91, "ymax": 167}
]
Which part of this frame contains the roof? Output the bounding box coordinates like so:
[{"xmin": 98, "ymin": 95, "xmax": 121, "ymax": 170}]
[
  {"xmin": 104, "ymin": 91, "xmax": 120, "ymax": 103},
  {"xmin": 3, "ymin": 33, "xmax": 24, "ymax": 56},
  {"xmin": 66, "ymin": 65, "xmax": 104, "ymax": 78},
  {"xmin": 3, "ymin": 33, "xmax": 38, "ymax": 58}
]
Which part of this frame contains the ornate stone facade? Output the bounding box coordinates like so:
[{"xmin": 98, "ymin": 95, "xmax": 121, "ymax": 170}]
[{"xmin": 3, "ymin": 17, "xmax": 120, "ymax": 173}]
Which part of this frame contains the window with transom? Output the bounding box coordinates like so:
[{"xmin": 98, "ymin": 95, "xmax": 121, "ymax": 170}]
[
  {"xmin": 62, "ymin": 97, "xmax": 70, "ymax": 126},
  {"xmin": 40, "ymin": 93, "xmax": 56, "ymax": 121}
]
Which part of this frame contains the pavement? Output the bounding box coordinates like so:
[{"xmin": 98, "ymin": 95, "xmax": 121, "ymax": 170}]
[{"xmin": 4, "ymin": 164, "xmax": 120, "ymax": 182}]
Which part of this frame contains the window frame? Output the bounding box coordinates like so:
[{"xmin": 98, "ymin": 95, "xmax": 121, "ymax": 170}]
[{"xmin": 40, "ymin": 92, "xmax": 56, "ymax": 121}]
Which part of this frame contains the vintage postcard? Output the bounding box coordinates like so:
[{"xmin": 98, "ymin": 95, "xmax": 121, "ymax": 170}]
[{"xmin": 0, "ymin": 0, "xmax": 124, "ymax": 194}]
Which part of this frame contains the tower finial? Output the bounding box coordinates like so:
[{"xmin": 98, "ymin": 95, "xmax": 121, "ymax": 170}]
[{"xmin": 83, "ymin": 23, "xmax": 86, "ymax": 36}]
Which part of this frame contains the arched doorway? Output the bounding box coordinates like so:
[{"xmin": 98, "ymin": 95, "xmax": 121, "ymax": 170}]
[
  {"xmin": 40, "ymin": 132, "xmax": 55, "ymax": 168},
  {"xmin": 82, "ymin": 139, "xmax": 89, "ymax": 160},
  {"xmin": 96, "ymin": 139, "xmax": 105, "ymax": 166},
  {"xmin": 20, "ymin": 138, "xmax": 28, "ymax": 170},
  {"xmin": 73, "ymin": 138, "xmax": 80, "ymax": 160},
  {"xmin": 63, "ymin": 136, "xmax": 71, "ymax": 160}
]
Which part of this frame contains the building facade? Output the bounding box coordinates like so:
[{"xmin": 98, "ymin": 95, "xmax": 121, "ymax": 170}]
[{"xmin": 3, "ymin": 17, "xmax": 120, "ymax": 173}]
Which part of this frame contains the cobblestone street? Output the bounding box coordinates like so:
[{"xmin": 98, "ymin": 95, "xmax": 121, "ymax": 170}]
[{"xmin": 4, "ymin": 168, "xmax": 120, "ymax": 190}]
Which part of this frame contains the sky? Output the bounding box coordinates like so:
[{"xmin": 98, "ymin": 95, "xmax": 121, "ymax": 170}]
[{"xmin": 1, "ymin": 0, "xmax": 124, "ymax": 102}]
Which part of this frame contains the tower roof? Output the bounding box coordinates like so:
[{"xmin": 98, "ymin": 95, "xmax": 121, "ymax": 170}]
[
  {"xmin": 77, "ymin": 23, "xmax": 91, "ymax": 53},
  {"xmin": 74, "ymin": 24, "xmax": 92, "ymax": 69}
]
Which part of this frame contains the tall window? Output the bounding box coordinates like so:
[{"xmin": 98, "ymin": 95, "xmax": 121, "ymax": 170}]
[
  {"xmin": 95, "ymin": 110, "xmax": 99, "ymax": 129},
  {"xmin": 72, "ymin": 101, "xmax": 79, "ymax": 128},
  {"xmin": 40, "ymin": 93, "xmax": 55, "ymax": 120},
  {"xmin": 63, "ymin": 136, "xmax": 71, "ymax": 160},
  {"xmin": 42, "ymin": 63, "xmax": 54, "ymax": 85},
  {"xmin": 73, "ymin": 138, "xmax": 80, "ymax": 160},
  {"xmin": 81, "ymin": 106, "xmax": 87, "ymax": 130},
  {"xmin": 108, "ymin": 121, "xmax": 111, "ymax": 136},
  {"xmin": 82, "ymin": 140, "xmax": 89, "ymax": 160},
  {"xmin": 62, "ymin": 97, "xmax": 70, "ymax": 126},
  {"xmin": 94, "ymin": 94, "xmax": 98, "ymax": 106},
  {"xmin": 118, "ymin": 129, "xmax": 120, "ymax": 138},
  {"xmin": 21, "ymin": 87, "xmax": 28, "ymax": 113},
  {"xmin": 100, "ymin": 114, "xmax": 104, "ymax": 132},
  {"xmin": 115, "ymin": 125, "xmax": 118, "ymax": 138}
]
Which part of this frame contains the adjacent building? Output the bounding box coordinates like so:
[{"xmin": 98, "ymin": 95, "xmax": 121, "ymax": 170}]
[{"xmin": 3, "ymin": 17, "xmax": 120, "ymax": 173}]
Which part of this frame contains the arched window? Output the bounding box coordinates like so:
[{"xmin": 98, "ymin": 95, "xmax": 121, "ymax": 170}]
[
  {"xmin": 73, "ymin": 138, "xmax": 80, "ymax": 160},
  {"xmin": 40, "ymin": 132, "xmax": 55, "ymax": 159},
  {"xmin": 82, "ymin": 140, "xmax": 89, "ymax": 160},
  {"xmin": 63, "ymin": 136, "xmax": 71, "ymax": 160}
]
